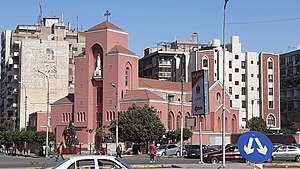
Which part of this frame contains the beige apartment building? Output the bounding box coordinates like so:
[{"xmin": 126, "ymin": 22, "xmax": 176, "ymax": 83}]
[{"xmin": 0, "ymin": 18, "xmax": 85, "ymax": 130}]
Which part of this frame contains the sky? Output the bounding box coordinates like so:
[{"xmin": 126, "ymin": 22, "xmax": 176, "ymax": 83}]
[{"xmin": 1, "ymin": 0, "xmax": 300, "ymax": 57}]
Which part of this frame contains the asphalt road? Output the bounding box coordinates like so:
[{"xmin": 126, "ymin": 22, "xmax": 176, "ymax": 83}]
[{"xmin": 0, "ymin": 154, "xmax": 297, "ymax": 169}]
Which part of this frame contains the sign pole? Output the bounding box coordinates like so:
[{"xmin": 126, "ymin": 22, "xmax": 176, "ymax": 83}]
[{"xmin": 199, "ymin": 115, "xmax": 204, "ymax": 164}]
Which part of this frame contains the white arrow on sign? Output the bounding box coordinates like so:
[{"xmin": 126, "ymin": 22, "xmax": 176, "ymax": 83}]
[
  {"xmin": 255, "ymin": 137, "xmax": 268, "ymax": 155},
  {"xmin": 243, "ymin": 137, "xmax": 254, "ymax": 155}
]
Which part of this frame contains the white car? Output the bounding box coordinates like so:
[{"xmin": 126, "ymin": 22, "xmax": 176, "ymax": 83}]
[
  {"xmin": 52, "ymin": 155, "xmax": 132, "ymax": 169},
  {"xmin": 155, "ymin": 144, "xmax": 179, "ymax": 156}
]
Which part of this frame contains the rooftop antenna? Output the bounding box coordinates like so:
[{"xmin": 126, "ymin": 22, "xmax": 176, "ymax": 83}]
[
  {"xmin": 76, "ymin": 15, "xmax": 79, "ymax": 31},
  {"xmin": 38, "ymin": 0, "xmax": 43, "ymax": 25}
]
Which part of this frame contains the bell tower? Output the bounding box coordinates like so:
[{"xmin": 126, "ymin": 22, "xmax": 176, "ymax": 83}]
[{"xmin": 74, "ymin": 18, "xmax": 139, "ymax": 144}]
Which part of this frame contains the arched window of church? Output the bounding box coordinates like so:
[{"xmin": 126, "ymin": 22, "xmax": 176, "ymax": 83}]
[
  {"xmin": 202, "ymin": 56, "xmax": 209, "ymax": 69},
  {"xmin": 267, "ymin": 114, "xmax": 275, "ymax": 127},
  {"xmin": 125, "ymin": 67, "xmax": 129, "ymax": 87},
  {"xmin": 168, "ymin": 114, "xmax": 172, "ymax": 130},
  {"xmin": 176, "ymin": 115, "xmax": 181, "ymax": 129}
]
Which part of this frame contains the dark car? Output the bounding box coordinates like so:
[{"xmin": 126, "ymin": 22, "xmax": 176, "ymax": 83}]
[
  {"xmin": 203, "ymin": 145, "xmax": 245, "ymax": 164},
  {"xmin": 184, "ymin": 145, "xmax": 216, "ymax": 158}
]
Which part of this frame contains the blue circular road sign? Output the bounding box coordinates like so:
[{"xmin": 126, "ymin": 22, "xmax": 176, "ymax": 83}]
[{"xmin": 238, "ymin": 131, "xmax": 273, "ymax": 163}]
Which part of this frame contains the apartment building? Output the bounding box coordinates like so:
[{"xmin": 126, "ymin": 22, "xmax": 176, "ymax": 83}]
[
  {"xmin": 0, "ymin": 18, "xmax": 85, "ymax": 130},
  {"xmin": 139, "ymin": 40, "xmax": 197, "ymax": 82},
  {"xmin": 280, "ymin": 48, "xmax": 300, "ymax": 122},
  {"xmin": 174, "ymin": 36, "xmax": 280, "ymax": 130}
]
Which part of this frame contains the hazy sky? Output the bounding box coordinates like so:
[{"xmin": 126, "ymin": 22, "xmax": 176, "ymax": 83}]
[{"xmin": 1, "ymin": 0, "xmax": 300, "ymax": 57}]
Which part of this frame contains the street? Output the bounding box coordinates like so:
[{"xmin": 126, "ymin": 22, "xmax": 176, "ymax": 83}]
[{"xmin": 0, "ymin": 154, "xmax": 297, "ymax": 169}]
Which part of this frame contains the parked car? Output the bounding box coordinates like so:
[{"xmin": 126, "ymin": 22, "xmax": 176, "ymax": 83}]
[
  {"xmin": 203, "ymin": 145, "xmax": 245, "ymax": 164},
  {"xmin": 155, "ymin": 144, "xmax": 179, "ymax": 156},
  {"xmin": 52, "ymin": 155, "xmax": 132, "ymax": 169},
  {"xmin": 268, "ymin": 145, "xmax": 300, "ymax": 162},
  {"xmin": 184, "ymin": 145, "xmax": 218, "ymax": 158}
]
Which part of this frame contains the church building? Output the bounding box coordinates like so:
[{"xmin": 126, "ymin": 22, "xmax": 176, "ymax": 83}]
[{"xmin": 50, "ymin": 20, "xmax": 242, "ymax": 148}]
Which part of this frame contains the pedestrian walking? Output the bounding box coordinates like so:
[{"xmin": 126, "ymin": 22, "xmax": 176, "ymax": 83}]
[
  {"xmin": 116, "ymin": 144, "xmax": 122, "ymax": 158},
  {"xmin": 55, "ymin": 141, "xmax": 65, "ymax": 162},
  {"xmin": 150, "ymin": 144, "xmax": 156, "ymax": 163}
]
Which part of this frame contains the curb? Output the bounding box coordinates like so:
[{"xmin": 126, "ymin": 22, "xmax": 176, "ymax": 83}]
[{"xmin": 264, "ymin": 163, "xmax": 300, "ymax": 168}]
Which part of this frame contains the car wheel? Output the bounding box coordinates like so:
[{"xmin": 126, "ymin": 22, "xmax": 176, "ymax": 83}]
[
  {"xmin": 211, "ymin": 157, "xmax": 219, "ymax": 164},
  {"xmin": 176, "ymin": 151, "xmax": 180, "ymax": 156},
  {"xmin": 162, "ymin": 152, "xmax": 166, "ymax": 156},
  {"xmin": 295, "ymin": 156, "xmax": 300, "ymax": 162}
]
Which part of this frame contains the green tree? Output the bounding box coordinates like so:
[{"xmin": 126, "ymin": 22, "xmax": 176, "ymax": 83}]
[
  {"xmin": 0, "ymin": 120, "xmax": 14, "ymax": 132},
  {"xmin": 20, "ymin": 131, "xmax": 35, "ymax": 144},
  {"xmin": 164, "ymin": 128, "xmax": 193, "ymax": 143},
  {"xmin": 34, "ymin": 131, "xmax": 55, "ymax": 145},
  {"xmin": 0, "ymin": 131, "xmax": 14, "ymax": 148},
  {"xmin": 65, "ymin": 121, "xmax": 78, "ymax": 148},
  {"xmin": 109, "ymin": 104, "xmax": 166, "ymax": 144},
  {"xmin": 246, "ymin": 117, "xmax": 268, "ymax": 133}
]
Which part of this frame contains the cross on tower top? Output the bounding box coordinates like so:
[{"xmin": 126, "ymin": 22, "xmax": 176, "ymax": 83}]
[{"xmin": 104, "ymin": 10, "xmax": 111, "ymax": 22}]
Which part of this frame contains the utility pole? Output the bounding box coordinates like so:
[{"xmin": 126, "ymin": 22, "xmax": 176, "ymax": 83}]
[{"xmin": 38, "ymin": 70, "xmax": 49, "ymax": 158}]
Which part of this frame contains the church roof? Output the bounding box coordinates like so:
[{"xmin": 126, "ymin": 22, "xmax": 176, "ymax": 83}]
[
  {"xmin": 122, "ymin": 89, "xmax": 164, "ymax": 101},
  {"xmin": 107, "ymin": 45, "xmax": 137, "ymax": 55},
  {"xmin": 138, "ymin": 78, "xmax": 192, "ymax": 92},
  {"xmin": 88, "ymin": 21, "xmax": 124, "ymax": 32},
  {"xmin": 52, "ymin": 93, "xmax": 74, "ymax": 105}
]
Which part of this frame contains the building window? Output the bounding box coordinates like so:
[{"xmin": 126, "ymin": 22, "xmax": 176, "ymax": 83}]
[
  {"xmin": 267, "ymin": 114, "xmax": 275, "ymax": 127},
  {"xmin": 241, "ymin": 87, "xmax": 246, "ymax": 95},
  {"xmin": 229, "ymin": 74, "xmax": 232, "ymax": 81},
  {"xmin": 242, "ymin": 74, "xmax": 246, "ymax": 82},
  {"xmin": 216, "ymin": 92, "xmax": 221, "ymax": 101},
  {"xmin": 229, "ymin": 61, "xmax": 232, "ymax": 68},
  {"xmin": 268, "ymin": 61, "xmax": 273, "ymax": 69},
  {"xmin": 235, "ymin": 81, "xmax": 239, "ymax": 85},
  {"xmin": 235, "ymin": 95, "xmax": 239, "ymax": 99},
  {"xmin": 268, "ymin": 75, "xmax": 273, "ymax": 82},
  {"xmin": 229, "ymin": 87, "xmax": 232, "ymax": 94},
  {"xmin": 269, "ymin": 101, "xmax": 274, "ymax": 109},
  {"xmin": 203, "ymin": 58, "xmax": 208, "ymax": 67},
  {"xmin": 242, "ymin": 101, "xmax": 246, "ymax": 108},
  {"xmin": 230, "ymin": 100, "xmax": 232, "ymax": 107},
  {"xmin": 125, "ymin": 67, "xmax": 129, "ymax": 87},
  {"xmin": 168, "ymin": 114, "xmax": 172, "ymax": 130},
  {"xmin": 176, "ymin": 115, "xmax": 181, "ymax": 129},
  {"xmin": 251, "ymin": 87, "xmax": 254, "ymax": 91},
  {"xmin": 235, "ymin": 68, "xmax": 239, "ymax": 73},
  {"xmin": 251, "ymin": 61, "xmax": 254, "ymax": 64},
  {"xmin": 241, "ymin": 61, "xmax": 245, "ymax": 69},
  {"xmin": 251, "ymin": 74, "xmax": 254, "ymax": 77},
  {"xmin": 235, "ymin": 55, "xmax": 239, "ymax": 59},
  {"xmin": 268, "ymin": 88, "xmax": 273, "ymax": 95}
]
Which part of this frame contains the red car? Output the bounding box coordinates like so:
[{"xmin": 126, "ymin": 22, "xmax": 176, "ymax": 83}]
[{"xmin": 203, "ymin": 145, "xmax": 246, "ymax": 164}]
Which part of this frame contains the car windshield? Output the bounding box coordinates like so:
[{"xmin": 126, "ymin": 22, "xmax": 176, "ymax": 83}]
[
  {"xmin": 115, "ymin": 158, "xmax": 133, "ymax": 169},
  {"xmin": 52, "ymin": 159, "xmax": 70, "ymax": 169},
  {"xmin": 157, "ymin": 145, "xmax": 167, "ymax": 149}
]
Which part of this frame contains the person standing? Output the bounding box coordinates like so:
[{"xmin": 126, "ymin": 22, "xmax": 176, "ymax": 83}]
[
  {"xmin": 116, "ymin": 144, "xmax": 122, "ymax": 158},
  {"xmin": 55, "ymin": 142, "xmax": 65, "ymax": 162},
  {"xmin": 150, "ymin": 144, "xmax": 156, "ymax": 163}
]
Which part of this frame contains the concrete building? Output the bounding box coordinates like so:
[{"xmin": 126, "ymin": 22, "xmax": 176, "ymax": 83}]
[
  {"xmin": 139, "ymin": 40, "xmax": 197, "ymax": 82},
  {"xmin": 50, "ymin": 20, "xmax": 242, "ymax": 148},
  {"xmin": 183, "ymin": 36, "xmax": 280, "ymax": 130},
  {"xmin": 280, "ymin": 48, "xmax": 300, "ymax": 122},
  {"xmin": 0, "ymin": 18, "xmax": 85, "ymax": 130}
]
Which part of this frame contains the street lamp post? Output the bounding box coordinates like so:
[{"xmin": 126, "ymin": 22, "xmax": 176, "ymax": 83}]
[
  {"xmin": 180, "ymin": 74, "xmax": 184, "ymax": 156},
  {"xmin": 111, "ymin": 83, "xmax": 119, "ymax": 148},
  {"xmin": 38, "ymin": 70, "xmax": 50, "ymax": 158},
  {"xmin": 221, "ymin": 0, "xmax": 229, "ymax": 168},
  {"xmin": 19, "ymin": 82, "xmax": 27, "ymax": 153}
]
